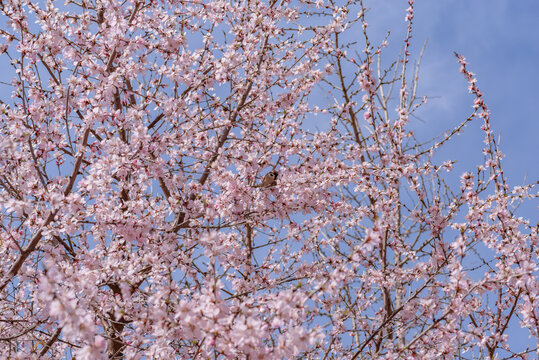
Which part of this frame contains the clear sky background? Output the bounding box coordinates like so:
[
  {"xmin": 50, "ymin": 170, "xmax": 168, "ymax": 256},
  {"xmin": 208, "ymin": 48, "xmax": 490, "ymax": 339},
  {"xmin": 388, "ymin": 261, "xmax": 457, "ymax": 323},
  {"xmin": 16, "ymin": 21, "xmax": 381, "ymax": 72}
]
[{"xmin": 366, "ymin": 1, "xmax": 538, "ymax": 216}]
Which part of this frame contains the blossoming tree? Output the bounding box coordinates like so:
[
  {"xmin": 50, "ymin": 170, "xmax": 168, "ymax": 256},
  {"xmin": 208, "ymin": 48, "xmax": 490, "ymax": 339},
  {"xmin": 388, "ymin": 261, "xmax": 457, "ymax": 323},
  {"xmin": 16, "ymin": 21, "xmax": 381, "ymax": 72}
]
[{"xmin": 0, "ymin": 0, "xmax": 537, "ymax": 358}]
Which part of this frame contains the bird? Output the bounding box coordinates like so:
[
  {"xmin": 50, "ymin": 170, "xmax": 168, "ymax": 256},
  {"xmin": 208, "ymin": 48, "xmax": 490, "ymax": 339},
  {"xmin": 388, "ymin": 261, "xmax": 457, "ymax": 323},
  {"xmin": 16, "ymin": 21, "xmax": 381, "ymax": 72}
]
[{"xmin": 256, "ymin": 171, "xmax": 278, "ymax": 188}]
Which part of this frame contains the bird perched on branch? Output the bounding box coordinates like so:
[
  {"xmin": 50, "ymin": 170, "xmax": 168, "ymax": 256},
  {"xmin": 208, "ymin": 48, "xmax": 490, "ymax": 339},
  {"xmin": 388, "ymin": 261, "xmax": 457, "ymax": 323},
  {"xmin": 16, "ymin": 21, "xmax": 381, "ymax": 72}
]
[{"xmin": 256, "ymin": 171, "xmax": 278, "ymax": 188}]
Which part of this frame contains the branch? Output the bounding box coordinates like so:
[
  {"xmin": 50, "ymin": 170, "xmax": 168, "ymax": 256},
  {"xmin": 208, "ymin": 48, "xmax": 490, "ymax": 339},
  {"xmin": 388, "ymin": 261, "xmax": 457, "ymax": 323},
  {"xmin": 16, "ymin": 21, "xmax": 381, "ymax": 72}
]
[{"xmin": 38, "ymin": 327, "xmax": 62, "ymax": 357}]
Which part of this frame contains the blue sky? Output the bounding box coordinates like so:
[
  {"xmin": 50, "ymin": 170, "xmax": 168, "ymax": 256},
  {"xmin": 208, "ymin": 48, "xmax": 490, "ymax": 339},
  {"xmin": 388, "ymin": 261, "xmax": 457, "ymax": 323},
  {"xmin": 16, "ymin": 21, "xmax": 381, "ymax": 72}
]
[{"xmin": 367, "ymin": 1, "xmax": 538, "ymax": 211}]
